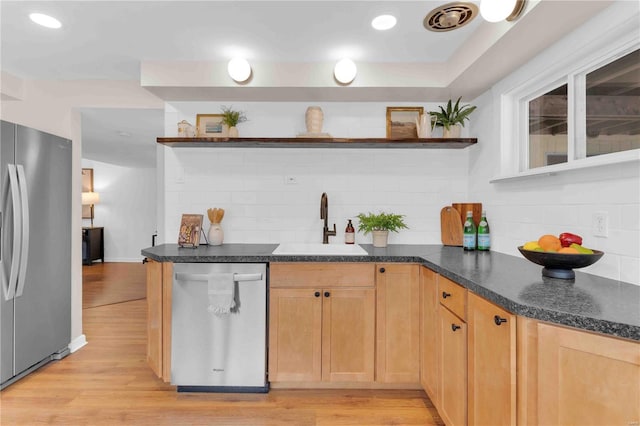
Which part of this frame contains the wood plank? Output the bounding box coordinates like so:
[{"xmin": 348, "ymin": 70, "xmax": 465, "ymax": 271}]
[
  {"xmin": 157, "ymin": 136, "xmax": 478, "ymax": 149},
  {"xmin": 270, "ymin": 262, "xmax": 375, "ymax": 288}
]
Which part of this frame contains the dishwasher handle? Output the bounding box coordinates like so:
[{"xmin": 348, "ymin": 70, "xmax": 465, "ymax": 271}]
[{"xmin": 175, "ymin": 272, "xmax": 263, "ymax": 282}]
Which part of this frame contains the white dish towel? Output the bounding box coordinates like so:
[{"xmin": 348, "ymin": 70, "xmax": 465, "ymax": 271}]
[{"xmin": 207, "ymin": 273, "xmax": 236, "ymax": 315}]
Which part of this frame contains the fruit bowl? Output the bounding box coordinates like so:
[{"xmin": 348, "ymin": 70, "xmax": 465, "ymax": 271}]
[{"xmin": 517, "ymin": 246, "xmax": 604, "ymax": 280}]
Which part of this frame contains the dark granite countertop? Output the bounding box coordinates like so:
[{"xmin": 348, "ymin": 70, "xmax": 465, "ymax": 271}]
[{"xmin": 141, "ymin": 243, "xmax": 640, "ymax": 341}]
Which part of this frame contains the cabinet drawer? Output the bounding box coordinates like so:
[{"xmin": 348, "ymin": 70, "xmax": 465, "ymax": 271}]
[
  {"xmin": 439, "ymin": 276, "xmax": 467, "ymax": 321},
  {"xmin": 270, "ymin": 262, "xmax": 375, "ymax": 288}
]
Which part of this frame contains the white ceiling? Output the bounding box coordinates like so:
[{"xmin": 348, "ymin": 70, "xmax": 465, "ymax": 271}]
[{"xmin": 0, "ymin": 0, "xmax": 617, "ymax": 167}]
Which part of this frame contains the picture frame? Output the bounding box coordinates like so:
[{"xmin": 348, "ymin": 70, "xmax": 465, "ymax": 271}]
[
  {"xmin": 386, "ymin": 106, "xmax": 424, "ymax": 139},
  {"xmin": 82, "ymin": 168, "xmax": 93, "ymax": 219},
  {"xmin": 178, "ymin": 214, "xmax": 204, "ymax": 248},
  {"xmin": 196, "ymin": 114, "xmax": 225, "ymax": 137}
]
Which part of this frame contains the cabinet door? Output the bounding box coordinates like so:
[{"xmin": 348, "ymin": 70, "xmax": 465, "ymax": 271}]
[
  {"xmin": 420, "ymin": 266, "xmax": 439, "ymax": 403},
  {"xmin": 269, "ymin": 288, "xmax": 322, "ymax": 382},
  {"xmin": 467, "ymin": 292, "xmax": 516, "ymax": 426},
  {"xmin": 439, "ymin": 306, "xmax": 467, "ymax": 426},
  {"xmin": 322, "ymin": 288, "xmax": 375, "ymax": 382},
  {"xmin": 146, "ymin": 259, "xmax": 163, "ymax": 378},
  {"xmin": 376, "ymin": 263, "xmax": 420, "ymax": 383},
  {"xmin": 537, "ymin": 323, "xmax": 640, "ymax": 426}
]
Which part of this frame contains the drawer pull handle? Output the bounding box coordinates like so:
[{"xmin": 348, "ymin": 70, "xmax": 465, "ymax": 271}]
[
  {"xmin": 451, "ymin": 324, "xmax": 461, "ymax": 332},
  {"xmin": 379, "ymin": 267, "xmax": 385, "ymax": 273},
  {"xmin": 442, "ymin": 291, "xmax": 451, "ymax": 299},
  {"xmin": 324, "ymin": 291, "xmax": 330, "ymax": 298},
  {"xmin": 314, "ymin": 291, "xmax": 321, "ymax": 297},
  {"xmin": 494, "ymin": 315, "xmax": 507, "ymax": 326}
]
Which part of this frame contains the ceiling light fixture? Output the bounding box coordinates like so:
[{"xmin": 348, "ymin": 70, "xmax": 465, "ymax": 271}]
[
  {"xmin": 333, "ymin": 58, "xmax": 357, "ymax": 85},
  {"xmin": 29, "ymin": 13, "xmax": 62, "ymax": 29},
  {"xmin": 227, "ymin": 57, "xmax": 252, "ymax": 83},
  {"xmin": 479, "ymin": 0, "xmax": 526, "ymax": 22},
  {"xmin": 371, "ymin": 14, "xmax": 397, "ymax": 30}
]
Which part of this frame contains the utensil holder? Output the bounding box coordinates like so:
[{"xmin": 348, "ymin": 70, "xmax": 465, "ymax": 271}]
[{"xmin": 208, "ymin": 223, "xmax": 224, "ymax": 246}]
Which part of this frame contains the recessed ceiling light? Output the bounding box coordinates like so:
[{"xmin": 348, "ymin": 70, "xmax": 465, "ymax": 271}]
[
  {"xmin": 29, "ymin": 13, "xmax": 62, "ymax": 29},
  {"xmin": 371, "ymin": 14, "xmax": 397, "ymax": 31},
  {"xmin": 117, "ymin": 131, "xmax": 132, "ymax": 137}
]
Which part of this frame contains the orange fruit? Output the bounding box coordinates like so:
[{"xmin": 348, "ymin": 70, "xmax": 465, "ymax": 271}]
[
  {"xmin": 558, "ymin": 247, "xmax": 580, "ymax": 254},
  {"xmin": 538, "ymin": 234, "xmax": 562, "ymax": 252}
]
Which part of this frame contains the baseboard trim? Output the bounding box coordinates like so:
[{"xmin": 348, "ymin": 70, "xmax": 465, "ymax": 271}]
[{"xmin": 68, "ymin": 334, "xmax": 88, "ymax": 353}]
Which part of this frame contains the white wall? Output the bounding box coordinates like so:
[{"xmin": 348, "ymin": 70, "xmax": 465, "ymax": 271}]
[
  {"xmin": 160, "ymin": 102, "xmax": 470, "ymax": 246},
  {"xmin": 82, "ymin": 159, "xmax": 157, "ymax": 262},
  {"xmin": 468, "ymin": 2, "xmax": 640, "ymax": 285}
]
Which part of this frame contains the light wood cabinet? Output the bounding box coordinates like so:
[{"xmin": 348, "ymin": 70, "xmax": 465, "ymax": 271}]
[
  {"xmin": 269, "ymin": 263, "xmax": 376, "ymax": 384},
  {"xmin": 376, "ymin": 263, "xmax": 421, "ymax": 384},
  {"xmin": 420, "ymin": 266, "xmax": 440, "ymax": 404},
  {"xmin": 536, "ymin": 322, "xmax": 640, "ymax": 426},
  {"xmin": 145, "ymin": 259, "xmax": 172, "ymax": 382},
  {"xmin": 467, "ymin": 292, "xmax": 516, "ymax": 426},
  {"xmin": 438, "ymin": 276, "xmax": 467, "ymax": 426}
]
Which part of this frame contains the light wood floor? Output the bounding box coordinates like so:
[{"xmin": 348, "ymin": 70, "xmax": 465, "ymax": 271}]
[{"xmin": 1, "ymin": 263, "xmax": 443, "ymax": 425}]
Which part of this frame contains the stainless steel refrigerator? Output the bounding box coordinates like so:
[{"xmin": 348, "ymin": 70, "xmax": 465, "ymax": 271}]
[{"xmin": 0, "ymin": 120, "xmax": 72, "ymax": 389}]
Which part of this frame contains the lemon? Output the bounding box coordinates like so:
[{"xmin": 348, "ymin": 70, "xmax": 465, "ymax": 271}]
[{"xmin": 523, "ymin": 241, "xmax": 541, "ymax": 251}]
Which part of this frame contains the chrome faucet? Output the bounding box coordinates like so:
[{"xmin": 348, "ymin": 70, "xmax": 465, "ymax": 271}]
[{"xmin": 320, "ymin": 192, "xmax": 336, "ymax": 244}]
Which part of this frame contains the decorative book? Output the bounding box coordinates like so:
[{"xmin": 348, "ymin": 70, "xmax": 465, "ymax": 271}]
[{"xmin": 178, "ymin": 214, "xmax": 203, "ymax": 248}]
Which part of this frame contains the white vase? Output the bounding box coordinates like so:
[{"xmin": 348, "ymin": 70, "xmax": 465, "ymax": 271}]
[
  {"xmin": 228, "ymin": 126, "xmax": 239, "ymax": 137},
  {"xmin": 372, "ymin": 230, "xmax": 389, "ymax": 248},
  {"xmin": 443, "ymin": 124, "xmax": 462, "ymax": 138},
  {"xmin": 305, "ymin": 106, "xmax": 324, "ymax": 133},
  {"xmin": 208, "ymin": 223, "xmax": 224, "ymax": 246},
  {"xmin": 221, "ymin": 124, "xmax": 229, "ymax": 137}
]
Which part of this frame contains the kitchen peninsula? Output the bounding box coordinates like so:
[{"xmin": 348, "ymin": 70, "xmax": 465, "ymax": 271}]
[{"xmin": 142, "ymin": 243, "xmax": 640, "ymax": 426}]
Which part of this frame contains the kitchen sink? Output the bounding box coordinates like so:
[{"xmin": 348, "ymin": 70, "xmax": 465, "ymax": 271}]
[{"xmin": 271, "ymin": 243, "xmax": 368, "ymax": 256}]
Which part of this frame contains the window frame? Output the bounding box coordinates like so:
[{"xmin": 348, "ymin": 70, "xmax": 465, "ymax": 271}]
[{"xmin": 493, "ymin": 23, "xmax": 639, "ymax": 182}]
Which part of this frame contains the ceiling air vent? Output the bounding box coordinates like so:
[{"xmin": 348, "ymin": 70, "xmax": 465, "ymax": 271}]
[{"xmin": 424, "ymin": 2, "xmax": 479, "ymax": 32}]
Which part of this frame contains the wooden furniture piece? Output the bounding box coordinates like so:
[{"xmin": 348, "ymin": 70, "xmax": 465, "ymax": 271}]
[
  {"xmin": 269, "ymin": 263, "xmax": 376, "ymax": 385},
  {"xmin": 82, "ymin": 226, "xmax": 104, "ymax": 265},
  {"xmin": 420, "ymin": 266, "xmax": 440, "ymax": 405},
  {"xmin": 438, "ymin": 276, "xmax": 468, "ymax": 426},
  {"xmin": 518, "ymin": 317, "xmax": 640, "ymax": 425},
  {"xmin": 145, "ymin": 259, "xmax": 172, "ymax": 382},
  {"xmin": 467, "ymin": 292, "xmax": 516, "ymax": 426},
  {"xmin": 157, "ymin": 136, "xmax": 478, "ymax": 149},
  {"xmin": 376, "ymin": 263, "xmax": 420, "ymax": 384}
]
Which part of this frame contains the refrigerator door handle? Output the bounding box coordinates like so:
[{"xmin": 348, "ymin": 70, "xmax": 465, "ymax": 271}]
[
  {"xmin": 2, "ymin": 165, "xmax": 22, "ymax": 301},
  {"xmin": 15, "ymin": 165, "xmax": 29, "ymax": 298}
]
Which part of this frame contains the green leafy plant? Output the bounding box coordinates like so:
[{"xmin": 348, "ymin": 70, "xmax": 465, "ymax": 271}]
[
  {"xmin": 430, "ymin": 97, "xmax": 477, "ymax": 130},
  {"xmin": 356, "ymin": 212, "xmax": 408, "ymax": 234},
  {"xmin": 220, "ymin": 105, "xmax": 247, "ymax": 127}
]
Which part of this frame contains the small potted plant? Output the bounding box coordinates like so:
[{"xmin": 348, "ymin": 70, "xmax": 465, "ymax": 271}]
[
  {"xmin": 220, "ymin": 105, "xmax": 247, "ymax": 137},
  {"xmin": 430, "ymin": 97, "xmax": 476, "ymax": 138},
  {"xmin": 356, "ymin": 211, "xmax": 408, "ymax": 248}
]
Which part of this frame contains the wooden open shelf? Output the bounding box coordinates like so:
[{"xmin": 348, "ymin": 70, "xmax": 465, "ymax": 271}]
[{"xmin": 157, "ymin": 137, "xmax": 477, "ymax": 149}]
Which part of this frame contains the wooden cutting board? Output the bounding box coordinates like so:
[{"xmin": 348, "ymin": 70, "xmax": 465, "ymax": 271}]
[
  {"xmin": 441, "ymin": 206, "xmax": 463, "ymax": 246},
  {"xmin": 452, "ymin": 202, "xmax": 483, "ymax": 226}
]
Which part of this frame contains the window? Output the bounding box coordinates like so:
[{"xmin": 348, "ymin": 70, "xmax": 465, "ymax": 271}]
[
  {"xmin": 585, "ymin": 50, "xmax": 640, "ymax": 157},
  {"xmin": 524, "ymin": 48, "xmax": 639, "ymax": 171}
]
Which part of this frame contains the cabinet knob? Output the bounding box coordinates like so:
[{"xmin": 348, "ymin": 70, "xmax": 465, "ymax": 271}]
[
  {"xmin": 324, "ymin": 291, "xmax": 330, "ymax": 298},
  {"xmin": 442, "ymin": 291, "xmax": 451, "ymax": 299},
  {"xmin": 494, "ymin": 315, "xmax": 507, "ymax": 326},
  {"xmin": 451, "ymin": 324, "xmax": 461, "ymax": 332},
  {"xmin": 314, "ymin": 291, "xmax": 321, "ymax": 297},
  {"xmin": 142, "ymin": 257, "xmax": 148, "ymax": 264},
  {"xmin": 379, "ymin": 267, "xmax": 385, "ymax": 273}
]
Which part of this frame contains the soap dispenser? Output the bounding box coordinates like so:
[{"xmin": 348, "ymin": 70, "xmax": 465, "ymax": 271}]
[{"xmin": 345, "ymin": 219, "xmax": 355, "ymax": 244}]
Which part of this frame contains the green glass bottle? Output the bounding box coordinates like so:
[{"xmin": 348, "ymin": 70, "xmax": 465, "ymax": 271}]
[
  {"xmin": 463, "ymin": 211, "xmax": 476, "ymax": 251},
  {"xmin": 477, "ymin": 211, "xmax": 491, "ymax": 251}
]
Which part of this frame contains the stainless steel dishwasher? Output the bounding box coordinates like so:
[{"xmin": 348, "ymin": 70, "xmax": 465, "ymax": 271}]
[{"xmin": 171, "ymin": 263, "xmax": 268, "ymax": 393}]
